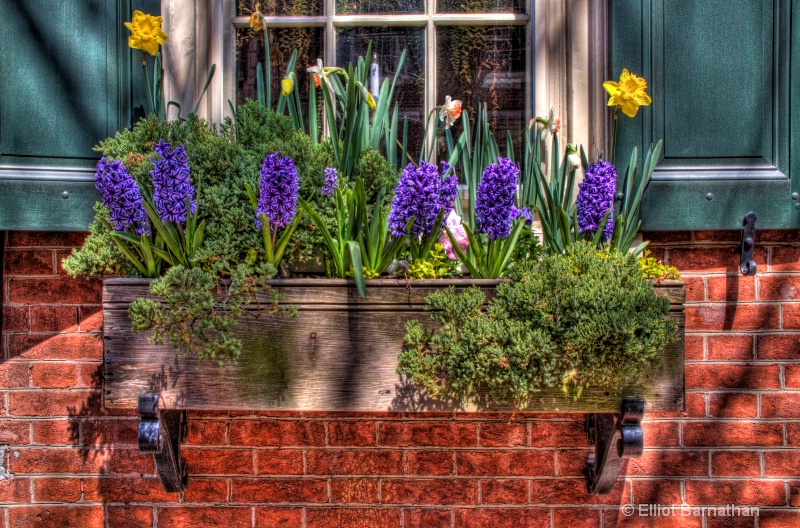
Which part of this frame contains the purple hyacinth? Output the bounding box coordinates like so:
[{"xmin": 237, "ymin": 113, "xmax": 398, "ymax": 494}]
[
  {"xmin": 95, "ymin": 157, "xmax": 150, "ymax": 236},
  {"xmin": 475, "ymin": 158, "xmax": 519, "ymax": 239},
  {"xmin": 576, "ymin": 159, "xmax": 617, "ymax": 242},
  {"xmin": 511, "ymin": 206, "xmax": 533, "ymax": 226},
  {"xmin": 150, "ymin": 140, "xmax": 196, "ymax": 223},
  {"xmin": 256, "ymin": 153, "xmax": 299, "ymax": 230},
  {"xmin": 388, "ymin": 161, "xmax": 458, "ymax": 238},
  {"xmin": 322, "ymin": 167, "xmax": 338, "ymax": 197}
]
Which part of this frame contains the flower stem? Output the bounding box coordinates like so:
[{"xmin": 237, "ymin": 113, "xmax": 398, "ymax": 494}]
[
  {"xmin": 142, "ymin": 51, "xmax": 155, "ymax": 117},
  {"xmin": 610, "ymin": 106, "xmax": 619, "ymax": 166}
]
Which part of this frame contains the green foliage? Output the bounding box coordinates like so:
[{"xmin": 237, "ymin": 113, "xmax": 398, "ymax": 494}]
[
  {"xmin": 398, "ymin": 242, "xmax": 678, "ymax": 408},
  {"xmin": 128, "ymin": 264, "xmax": 289, "ymax": 364},
  {"xmin": 638, "ymin": 250, "xmax": 681, "ymax": 282},
  {"xmin": 62, "ymin": 203, "xmax": 139, "ymax": 277},
  {"xmin": 404, "ymin": 244, "xmax": 461, "ymax": 279}
]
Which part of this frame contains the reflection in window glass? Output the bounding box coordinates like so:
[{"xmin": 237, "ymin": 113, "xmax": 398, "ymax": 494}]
[
  {"xmin": 337, "ymin": 27, "xmax": 425, "ymax": 158},
  {"xmin": 436, "ymin": 0, "xmax": 524, "ymax": 14},
  {"xmin": 237, "ymin": 0, "xmax": 322, "ymax": 18},
  {"xmin": 336, "ymin": 0, "xmax": 423, "ymax": 15},
  {"xmin": 437, "ymin": 25, "xmax": 526, "ymax": 150},
  {"xmin": 236, "ymin": 27, "xmax": 324, "ymax": 115}
]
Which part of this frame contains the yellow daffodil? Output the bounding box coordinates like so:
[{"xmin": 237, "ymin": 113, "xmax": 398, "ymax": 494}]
[
  {"xmin": 124, "ymin": 10, "xmax": 168, "ymax": 56},
  {"xmin": 439, "ymin": 95, "xmax": 462, "ymax": 129},
  {"xmin": 281, "ymin": 78, "xmax": 293, "ymax": 96},
  {"xmin": 366, "ymin": 92, "xmax": 376, "ymax": 110},
  {"xmin": 248, "ymin": 3, "xmax": 265, "ymax": 31},
  {"xmin": 603, "ymin": 69, "xmax": 652, "ymax": 118}
]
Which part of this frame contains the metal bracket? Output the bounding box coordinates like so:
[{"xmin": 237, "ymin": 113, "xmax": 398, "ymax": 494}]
[
  {"xmin": 138, "ymin": 394, "xmax": 188, "ymax": 492},
  {"xmin": 740, "ymin": 212, "xmax": 757, "ymax": 275},
  {"xmin": 583, "ymin": 398, "xmax": 644, "ymax": 494}
]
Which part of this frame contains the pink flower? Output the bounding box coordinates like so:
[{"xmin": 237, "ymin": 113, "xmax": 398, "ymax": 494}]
[{"xmin": 440, "ymin": 211, "xmax": 469, "ymax": 259}]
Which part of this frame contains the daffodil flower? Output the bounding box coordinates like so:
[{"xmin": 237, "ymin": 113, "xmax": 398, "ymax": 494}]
[
  {"xmin": 439, "ymin": 96, "xmax": 462, "ymax": 129},
  {"xmin": 531, "ymin": 107, "xmax": 560, "ymax": 136},
  {"xmin": 566, "ymin": 144, "xmax": 581, "ymax": 170},
  {"xmin": 281, "ymin": 78, "xmax": 293, "ymax": 97},
  {"xmin": 248, "ymin": 3, "xmax": 265, "ymax": 31},
  {"xmin": 124, "ymin": 10, "xmax": 168, "ymax": 56},
  {"xmin": 603, "ymin": 69, "xmax": 652, "ymax": 118}
]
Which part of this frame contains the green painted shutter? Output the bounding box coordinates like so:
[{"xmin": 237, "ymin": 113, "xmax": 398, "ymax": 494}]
[
  {"xmin": 612, "ymin": 0, "xmax": 800, "ymax": 230},
  {"xmin": 0, "ymin": 0, "xmax": 159, "ymax": 231}
]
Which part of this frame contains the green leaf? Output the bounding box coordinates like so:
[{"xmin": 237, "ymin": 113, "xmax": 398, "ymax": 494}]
[{"xmin": 345, "ymin": 241, "xmax": 366, "ymax": 298}]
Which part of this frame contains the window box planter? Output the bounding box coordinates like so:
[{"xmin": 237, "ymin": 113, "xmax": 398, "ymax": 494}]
[{"xmin": 102, "ymin": 278, "xmax": 685, "ymax": 413}]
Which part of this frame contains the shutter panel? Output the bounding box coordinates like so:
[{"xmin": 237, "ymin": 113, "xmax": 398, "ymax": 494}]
[
  {"xmin": 611, "ymin": 0, "xmax": 798, "ymax": 230},
  {"xmin": 0, "ymin": 0, "xmax": 159, "ymax": 231}
]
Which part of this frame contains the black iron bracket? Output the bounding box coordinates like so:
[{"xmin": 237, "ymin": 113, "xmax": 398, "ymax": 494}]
[
  {"xmin": 583, "ymin": 398, "xmax": 644, "ymax": 494},
  {"xmin": 740, "ymin": 212, "xmax": 757, "ymax": 275},
  {"xmin": 138, "ymin": 394, "xmax": 189, "ymax": 492}
]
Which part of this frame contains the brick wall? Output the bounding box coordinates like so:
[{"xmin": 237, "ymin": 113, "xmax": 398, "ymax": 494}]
[{"xmin": 1, "ymin": 230, "xmax": 798, "ymax": 527}]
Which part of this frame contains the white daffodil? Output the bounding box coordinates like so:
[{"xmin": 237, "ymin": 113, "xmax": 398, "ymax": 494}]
[
  {"xmin": 439, "ymin": 96, "xmax": 463, "ymax": 129},
  {"xmin": 531, "ymin": 107, "xmax": 561, "ymax": 137}
]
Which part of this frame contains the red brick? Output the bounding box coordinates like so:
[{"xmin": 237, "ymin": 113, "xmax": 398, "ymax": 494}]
[
  {"xmin": 771, "ymin": 246, "xmax": 800, "ymax": 271},
  {"xmin": 0, "ymin": 362, "xmax": 31, "ymax": 388},
  {"xmin": 454, "ymin": 508, "xmax": 551, "ymax": 528},
  {"xmin": 685, "ymin": 480, "xmax": 785, "ymax": 506},
  {"xmin": 404, "ymin": 508, "xmax": 451, "ymax": 528},
  {"xmin": 641, "ymin": 421, "xmax": 681, "ymax": 448},
  {"xmin": 685, "ymin": 304, "xmax": 779, "ymax": 331},
  {"xmin": 8, "ymin": 389, "xmax": 98, "ymax": 417},
  {"xmin": 31, "ymin": 362, "xmax": 77, "ymax": 388},
  {"xmin": 3, "ymin": 307, "xmax": 29, "ymax": 332},
  {"xmin": 157, "ymin": 507, "xmax": 252, "ymax": 528},
  {"xmin": 106, "ymin": 506, "xmax": 154, "ymax": 528},
  {"xmin": 705, "ymin": 515, "xmax": 757, "ymax": 528},
  {"xmin": 764, "ymin": 450, "xmax": 800, "ymax": 476},
  {"xmin": 7, "ymin": 231, "xmax": 87, "ymax": 248},
  {"xmin": 759, "ymin": 510, "xmax": 800, "ymax": 528},
  {"xmin": 81, "ymin": 419, "xmax": 138, "ymax": 448},
  {"xmin": 707, "ymin": 392, "xmax": 758, "ymax": 418},
  {"xmin": 604, "ymin": 509, "xmax": 702, "ymax": 527},
  {"xmin": 686, "ymin": 364, "xmax": 780, "ymax": 390},
  {"xmin": 787, "ymin": 364, "xmax": 800, "ymax": 388},
  {"xmin": 0, "ymin": 420, "xmax": 31, "ymax": 444},
  {"xmin": 628, "ymin": 450, "xmax": 709, "ymax": 477},
  {"xmin": 31, "ymin": 420, "xmax": 75, "ymax": 446},
  {"xmin": 553, "ymin": 509, "xmax": 601, "ymax": 528},
  {"xmin": 182, "ymin": 477, "xmax": 229, "ymax": 503},
  {"xmin": 789, "ymin": 422, "xmax": 800, "ymax": 445},
  {"xmin": 255, "ymin": 449, "xmax": 304, "ymax": 475},
  {"xmin": 306, "ymin": 449, "xmax": 402, "ymax": 475},
  {"xmin": 629, "ymin": 479, "xmax": 682, "ymax": 505},
  {"xmin": 457, "ymin": 451, "xmax": 554, "ymax": 477},
  {"xmin": 382, "ymin": 478, "xmax": 477, "ymax": 505},
  {"xmin": 8, "ymin": 278, "xmax": 102, "ymax": 304},
  {"xmin": 556, "ymin": 450, "xmax": 591, "ymax": 477},
  {"xmin": 683, "ymin": 276, "xmax": 705, "ymax": 302},
  {"xmin": 78, "ymin": 306, "xmax": 103, "ymax": 332},
  {"xmin": 707, "ymin": 335, "xmax": 753, "ymax": 361},
  {"xmin": 685, "ymin": 334, "xmax": 704, "ymax": 360},
  {"xmin": 331, "ymin": 477, "xmax": 379, "ymax": 503},
  {"xmin": 108, "ymin": 449, "xmax": 154, "ymax": 475},
  {"xmin": 255, "ymin": 507, "xmax": 303, "ymax": 527},
  {"xmin": 328, "ymin": 421, "xmax": 376, "ymax": 446},
  {"xmin": 478, "ymin": 422, "xmax": 527, "ymax": 447},
  {"xmin": 685, "ymin": 393, "xmax": 706, "ymax": 417},
  {"xmin": 83, "ymin": 477, "xmax": 174, "ymax": 502},
  {"xmin": 757, "ymin": 334, "xmax": 800, "ymax": 359},
  {"xmin": 33, "ymin": 478, "xmax": 81, "ymax": 502},
  {"xmin": 183, "ymin": 449, "xmax": 254, "ymax": 476},
  {"xmin": 0, "ymin": 477, "xmax": 32, "ymax": 502},
  {"xmin": 186, "ymin": 420, "xmax": 227, "ymax": 445},
  {"xmin": 29, "ymin": 306, "xmax": 78, "ymax": 332},
  {"xmin": 10, "ymin": 448, "xmax": 107, "ymax": 474},
  {"xmin": 231, "ymin": 478, "xmax": 328, "ymax": 503},
  {"xmin": 762, "ymin": 392, "xmax": 800, "ymax": 418},
  {"xmin": 694, "ymin": 230, "xmax": 742, "ymax": 243},
  {"xmin": 406, "ymin": 450, "xmax": 454, "ymax": 476},
  {"xmin": 228, "ymin": 420, "xmax": 325, "ymax": 447},
  {"xmin": 480, "ymin": 479, "xmax": 528, "ymax": 504},
  {"xmin": 9, "ymin": 506, "xmax": 103, "ymax": 528},
  {"xmin": 791, "ymin": 481, "xmax": 800, "ymax": 507},
  {"xmin": 643, "ymin": 231, "xmax": 693, "ymax": 244},
  {"xmin": 783, "ymin": 304, "xmax": 800, "ymax": 329},
  {"xmin": 529, "ymin": 421, "xmax": 588, "ymax": 447},
  {"xmin": 669, "ymin": 246, "xmax": 766, "ymax": 273},
  {"xmin": 4, "ymin": 250, "xmax": 53, "ymax": 275},
  {"xmin": 683, "ymin": 422, "xmax": 783, "ymax": 447},
  {"xmin": 8, "ymin": 333, "xmax": 103, "ymax": 360},
  {"xmin": 707, "ymin": 275, "xmax": 755, "ymax": 301},
  {"xmin": 760, "ymin": 275, "xmax": 800, "ymax": 300},
  {"xmin": 379, "ymin": 422, "xmax": 476, "ymax": 447},
  {"xmin": 305, "ymin": 508, "xmax": 401, "ymax": 528},
  {"xmin": 711, "ymin": 451, "xmax": 761, "ymax": 477}
]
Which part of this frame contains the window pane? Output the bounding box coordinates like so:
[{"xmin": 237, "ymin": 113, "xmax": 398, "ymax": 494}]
[
  {"xmin": 336, "ymin": 27, "xmax": 425, "ymax": 157},
  {"xmin": 337, "ymin": 0, "xmax": 423, "ymax": 15},
  {"xmin": 437, "ymin": 25, "xmax": 526, "ymax": 151},
  {"xmin": 237, "ymin": 0, "xmax": 322, "ymax": 18},
  {"xmin": 436, "ymin": 0, "xmax": 524, "ymax": 14},
  {"xmin": 236, "ymin": 27, "xmax": 324, "ymax": 115}
]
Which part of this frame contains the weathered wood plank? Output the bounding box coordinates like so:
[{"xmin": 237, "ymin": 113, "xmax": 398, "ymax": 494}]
[{"xmin": 103, "ymin": 279, "xmax": 685, "ymax": 413}]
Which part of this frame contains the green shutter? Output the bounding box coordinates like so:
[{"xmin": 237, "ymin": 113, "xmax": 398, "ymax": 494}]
[
  {"xmin": 0, "ymin": 0, "xmax": 159, "ymax": 231},
  {"xmin": 612, "ymin": 0, "xmax": 799, "ymax": 230}
]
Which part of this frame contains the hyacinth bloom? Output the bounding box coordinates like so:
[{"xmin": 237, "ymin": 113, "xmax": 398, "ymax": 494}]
[
  {"xmin": 439, "ymin": 211, "xmax": 469, "ymax": 259},
  {"xmin": 388, "ymin": 162, "xmax": 457, "ymax": 238},
  {"xmin": 576, "ymin": 159, "xmax": 617, "ymax": 242},
  {"xmin": 604, "ymin": 69, "xmax": 652, "ymax": 118},
  {"xmin": 322, "ymin": 167, "xmax": 338, "ymax": 196},
  {"xmin": 150, "ymin": 140, "xmax": 196, "ymax": 224},
  {"xmin": 124, "ymin": 10, "xmax": 168, "ymax": 56},
  {"xmin": 475, "ymin": 158, "xmax": 520, "ymax": 239},
  {"xmin": 95, "ymin": 157, "xmax": 150, "ymax": 236},
  {"xmin": 511, "ymin": 206, "xmax": 533, "ymax": 226},
  {"xmin": 257, "ymin": 153, "xmax": 299, "ymax": 230}
]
